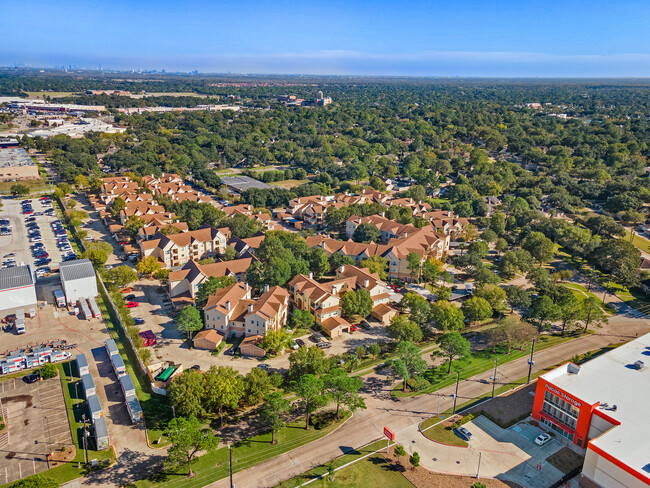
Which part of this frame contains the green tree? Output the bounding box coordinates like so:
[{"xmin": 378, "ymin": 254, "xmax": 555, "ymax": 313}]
[
  {"xmin": 361, "ymin": 255, "xmax": 388, "ymax": 280},
  {"xmin": 401, "ymin": 293, "xmax": 431, "ymax": 328},
  {"xmin": 292, "ymin": 374, "xmax": 330, "ymax": 430},
  {"xmin": 259, "ymin": 328, "xmax": 293, "ymax": 355},
  {"xmin": 486, "ymin": 316, "xmax": 537, "ymax": 354},
  {"xmin": 386, "ymin": 314, "xmax": 423, "ymax": 343},
  {"xmin": 81, "ymin": 247, "xmax": 109, "ymax": 270},
  {"xmin": 352, "ymin": 222, "xmax": 381, "ymax": 243},
  {"xmin": 243, "ymin": 368, "xmax": 273, "ymax": 406},
  {"xmin": 203, "ymin": 365, "xmax": 244, "ymax": 427},
  {"xmin": 124, "ymin": 215, "xmax": 144, "ymax": 238},
  {"xmin": 579, "ymin": 296, "xmax": 608, "ymax": 333},
  {"xmin": 74, "ymin": 174, "xmax": 88, "ymax": 188},
  {"xmin": 526, "ymin": 296, "xmax": 560, "ymax": 331},
  {"xmin": 522, "ymin": 232, "xmax": 556, "ymax": 264},
  {"xmin": 409, "ymin": 451, "xmax": 420, "ymax": 469},
  {"xmin": 222, "ymin": 246, "xmax": 237, "ymax": 261},
  {"xmin": 430, "ymin": 301, "xmax": 465, "ymax": 331},
  {"xmin": 110, "ymin": 197, "xmax": 126, "ymax": 219},
  {"xmin": 323, "ymin": 368, "xmax": 366, "ymax": 417},
  {"xmin": 39, "ymin": 363, "xmax": 58, "ymax": 380},
  {"xmin": 368, "ymin": 343, "xmax": 381, "ymax": 358},
  {"xmin": 474, "ymin": 284, "xmax": 507, "ymax": 312},
  {"xmin": 290, "ymin": 309, "xmax": 315, "ymax": 330},
  {"xmin": 504, "ymin": 286, "xmax": 531, "ymax": 312},
  {"xmin": 393, "ymin": 445, "xmax": 406, "ymax": 466},
  {"xmin": 436, "ymin": 332, "xmax": 471, "ymax": 373},
  {"xmin": 260, "ymin": 392, "xmax": 290, "ymax": 444},
  {"xmin": 386, "ymin": 341, "xmax": 428, "ymax": 391},
  {"xmin": 165, "ymin": 416, "xmax": 220, "ymax": 477},
  {"xmin": 287, "ymin": 345, "xmax": 330, "ymax": 382},
  {"xmin": 105, "ymin": 266, "xmax": 138, "ymax": 288},
  {"xmin": 461, "ymin": 296, "xmax": 493, "ymax": 324},
  {"xmin": 195, "ymin": 276, "xmax": 236, "ymax": 308},
  {"xmin": 10, "ymin": 184, "xmax": 30, "ymax": 196},
  {"xmin": 136, "ymin": 255, "xmax": 162, "ymax": 275},
  {"xmin": 176, "ymin": 306, "xmax": 203, "ymax": 340},
  {"xmin": 167, "ymin": 370, "xmax": 206, "ymax": 419},
  {"xmin": 309, "ymin": 248, "xmax": 330, "ymax": 278},
  {"xmin": 406, "ymin": 252, "xmax": 421, "ymax": 280}
]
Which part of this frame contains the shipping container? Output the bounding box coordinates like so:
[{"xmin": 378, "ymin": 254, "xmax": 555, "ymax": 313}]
[
  {"xmin": 76, "ymin": 353, "xmax": 89, "ymax": 376},
  {"xmin": 110, "ymin": 353, "xmax": 126, "ymax": 377},
  {"xmin": 105, "ymin": 339, "xmax": 118, "ymax": 357},
  {"xmin": 80, "ymin": 373, "xmax": 96, "ymax": 397},
  {"xmin": 87, "ymin": 297, "xmax": 101, "ymax": 318},
  {"xmin": 92, "ymin": 416, "xmax": 110, "ymax": 450},
  {"xmin": 79, "ymin": 299, "xmax": 92, "ymax": 321},
  {"xmin": 86, "ymin": 394, "xmax": 103, "ymax": 421}
]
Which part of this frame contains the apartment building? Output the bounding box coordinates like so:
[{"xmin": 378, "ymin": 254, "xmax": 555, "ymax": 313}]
[
  {"xmin": 203, "ymin": 283, "xmax": 289, "ymax": 338},
  {"xmin": 168, "ymin": 257, "xmax": 254, "ymax": 307},
  {"xmin": 140, "ymin": 226, "xmax": 228, "ymax": 270}
]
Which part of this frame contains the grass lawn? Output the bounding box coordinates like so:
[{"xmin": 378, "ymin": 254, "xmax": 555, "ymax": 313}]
[
  {"xmin": 419, "ymin": 416, "xmax": 468, "ymax": 447},
  {"xmin": 561, "ymin": 283, "xmax": 615, "ymax": 314},
  {"xmin": 274, "ymin": 179, "xmax": 310, "ymax": 189},
  {"xmin": 133, "ymin": 412, "xmax": 351, "ymax": 488},
  {"xmin": 393, "ymin": 334, "xmax": 571, "ymax": 398},
  {"xmin": 25, "ymin": 91, "xmax": 81, "ymax": 99},
  {"xmin": 276, "ymin": 440, "xmax": 414, "ymax": 488},
  {"xmin": 624, "ymin": 230, "xmax": 650, "ymax": 254},
  {"xmin": 0, "ymin": 179, "xmax": 50, "ymax": 194}
]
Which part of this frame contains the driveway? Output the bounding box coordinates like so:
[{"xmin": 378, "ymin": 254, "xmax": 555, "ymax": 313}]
[{"xmin": 405, "ymin": 415, "xmax": 568, "ymax": 488}]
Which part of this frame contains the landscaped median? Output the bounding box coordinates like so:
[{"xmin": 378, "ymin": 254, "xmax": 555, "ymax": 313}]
[
  {"xmin": 419, "ymin": 415, "xmax": 468, "ymax": 448},
  {"xmin": 132, "ymin": 411, "xmax": 352, "ymax": 488}
]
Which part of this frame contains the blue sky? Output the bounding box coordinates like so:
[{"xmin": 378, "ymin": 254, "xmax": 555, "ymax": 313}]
[{"xmin": 2, "ymin": 0, "xmax": 650, "ymax": 76}]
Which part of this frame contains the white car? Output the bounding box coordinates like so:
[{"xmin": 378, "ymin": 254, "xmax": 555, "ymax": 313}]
[{"xmin": 535, "ymin": 433, "xmax": 552, "ymax": 446}]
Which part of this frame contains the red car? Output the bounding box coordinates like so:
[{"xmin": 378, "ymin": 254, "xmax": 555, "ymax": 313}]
[
  {"xmin": 39, "ymin": 197, "xmax": 49, "ymax": 201},
  {"xmin": 350, "ymin": 325, "xmax": 358, "ymax": 332},
  {"xmin": 126, "ymin": 301, "xmax": 139, "ymax": 308}
]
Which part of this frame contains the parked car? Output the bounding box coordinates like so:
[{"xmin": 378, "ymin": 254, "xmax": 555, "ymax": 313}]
[
  {"xmin": 350, "ymin": 325, "xmax": 358, "ymax": 332},
  {"xmin": 23, "ymin": 373, "xmax": 40, "ymax": 384},
  {"xmin": 125, "ymin": 294, "xmax": 136, "ymax": 301},
  {"xmin": 534, "ymin": 433, "xmax": 552, "ymax": 446},
  {"xmin": 121, "ymin": 288, "xmax": 133, "ymax": 294},
  {"xmin": 134, "ymin": 317, "xmax": 145, "ymax": 325},
  {"xmin": 295, "ymin": 338, "xmax": 305, "ymax": 347},
  {"xmin": 360, "ymin": 320, "xmax": 371, "ymax": 330},
  {"xmin": 257, "ymin": 363, "xmax": 271, "ymax": 370},
  {"xmin": 126, "ymin": 301, "xmax": 139, "ymax": 308},
  {"xmin": 455, "ymin": 427, "xmax": 473, "ymax": 441},
  {"xmin": 316, "ymin": 341, "xmax": 332, "ymax": 349}
]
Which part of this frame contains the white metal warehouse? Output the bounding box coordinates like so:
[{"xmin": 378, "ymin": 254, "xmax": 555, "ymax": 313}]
[
  {"xmin": 0, "ymin": 265, "xmax": 37, "ymax": 317},
  {"xmin": 59, "ymin": 258, "xmax": 98, "ymax": 305}
]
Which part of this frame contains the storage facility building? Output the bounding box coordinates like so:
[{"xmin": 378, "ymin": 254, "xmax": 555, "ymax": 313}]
[
  {"xmin": 76, "ymin": 353, "xmax": 89, "ymax": 376},
  {"xmin": 532, "ymin": 333, "xmax": 650, "ymax": 488},
  {"xmin": 60, "ymin": 259, "xmax": 97, "ymax": 305},
  {"xmin": 0, "ymin": 266, "xmax": 37, "ymax": 317},
  {"xmin": 86, "ymin": 394, "xmax": 103, "ymax": 421},
  {"xmin": 92, "ymin": 416, "xmax": 110, "ymax": 450},
  {"xmin": 80, "ymin": 373, "xmax": 96, "ymax": 397}
]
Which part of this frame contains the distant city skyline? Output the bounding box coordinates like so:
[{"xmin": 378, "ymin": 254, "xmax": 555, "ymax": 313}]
[{"xmin": 2, "ymin": 0, "xmax": 650, "ymax": 77}]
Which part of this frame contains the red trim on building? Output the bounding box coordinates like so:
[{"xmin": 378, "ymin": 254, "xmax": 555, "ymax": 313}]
[
  {"xmin": 592, "ymin": 408, "xmax": 621, "ymax": 426},
  {"xmin": 587, "ymin": 442, "xmax": 650, "ymax": 485}
]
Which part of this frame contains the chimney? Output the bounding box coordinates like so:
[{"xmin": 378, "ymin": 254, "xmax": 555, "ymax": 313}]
[
  {"xmin": 381, "ymin": 211, "xmax": 385, "ymax": 218},
  {"xmin": 264, "ymin": 284, "xmax": 269, "ymax": 293},
  {"xmin": 364, "ymin": 278, "xmax": 370, "ymax": 288},
  {"xmin": 248, "ymin": 303, "xmax": 253, "ymax": 313},
  {"xmin": 309, "ymin": 271, "xmax": 314, "ymax": 279},
  {"xmin": 225, "ymin": 301, "xmax": 231, "ymax": 311},
  {"xmin": 403, "ymin": 231, "xmax": 408, "ymax": 238},
  {"xmin": 244, "ymin": 283, "xmax": 249, "ymax": 291},
  {"xmin": 331, "ymin": 286, "xmax": 337, "ymax": 295},
  {"xmin": 297, "ymin": 198, "xmax": 301, "ymax": 203}
]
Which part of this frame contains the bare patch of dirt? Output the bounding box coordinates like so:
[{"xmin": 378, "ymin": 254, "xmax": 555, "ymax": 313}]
[
  {"xmin": 382, "ymin": 446, "xmax": 523, "ymax": 488},
  {"xmin": 49, "ymin": 445, "xmax": 76, "ymax": 466}
]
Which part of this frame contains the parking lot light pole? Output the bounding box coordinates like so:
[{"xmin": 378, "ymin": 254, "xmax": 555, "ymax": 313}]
[
  {"xmin": 491, "ymin": 359, "xmax": 498, "ymax": 398},
  {"xmin": 82, "ymin": 415, "xmax": 88, "ymax": 465},
  {"xmin": 476, "ymin": 450, "xmax": 482, "ymax": 478}
]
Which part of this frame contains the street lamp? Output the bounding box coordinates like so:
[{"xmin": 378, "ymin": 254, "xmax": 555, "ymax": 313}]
[{"xmin": 452, "ymin": 372, "xmax": 460, "ymax": 415}]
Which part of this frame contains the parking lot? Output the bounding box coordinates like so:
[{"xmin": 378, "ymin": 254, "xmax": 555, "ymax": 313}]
[
  {"xmin": 0, "ymin": 377, "xmax": 71, "ymax": 485},
  {"xmin": 409, "ymin": 415, "xmax": 572, "ymax": 488},
  {"xmin": 0, "ymin": 290, "xmax": 150, "ymax": 462},
  {"xmin": 0, "ymin": 196, "xmax": 67, "ymax": 275}
]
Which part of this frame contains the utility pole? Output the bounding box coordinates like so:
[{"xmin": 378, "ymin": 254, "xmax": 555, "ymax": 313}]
[
  {"xmin": 527, "ymin": 339, "xmax": 536, "ymax": 384},
  {"xmin": 476, "ymin": 451, "xmax": 482, "ymax": 478},
  {"xmin": 82, "ymin": 415, "xmax": 88, "ymax": 464},
  {"xmin": 491, "ymin": 359, "xmax": 498, "ymax": 398},
  {"xmin": 229, "ymin": 444, "xmax": 234, "ymax": 488},
  {"xmin": 452, "ymin": 372, "xmax": 460, "ymax": 414}
]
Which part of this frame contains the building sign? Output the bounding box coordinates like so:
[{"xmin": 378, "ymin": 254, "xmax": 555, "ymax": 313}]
[
  {"xmin": 546, "ymin": 384, "xmax": 582, "ymax": 408},
  {"xmin": 383, "ymin": 426, "xmax": 395, "ymax": 441}
]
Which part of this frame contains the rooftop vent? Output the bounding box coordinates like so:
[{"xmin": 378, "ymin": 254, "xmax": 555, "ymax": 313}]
[{"xmin": 633, "ymin": 360, "xmax": 645, "ymax": 370}]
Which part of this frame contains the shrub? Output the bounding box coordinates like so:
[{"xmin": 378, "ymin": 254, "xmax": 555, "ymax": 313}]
[
  {"xmin": 310, "ymin": 411, "xmax": 338, "ymax": 430},
  {"xmin": 449, "ymin": 414, "xmax": 474, "ymax": 430},
  {"xmin": 406, "ymin": 376, "xmax": 431, "ymax": 391},
  {"xmin": 39, "ymin": 363, "xmax": 58, "ymax": 380}
]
